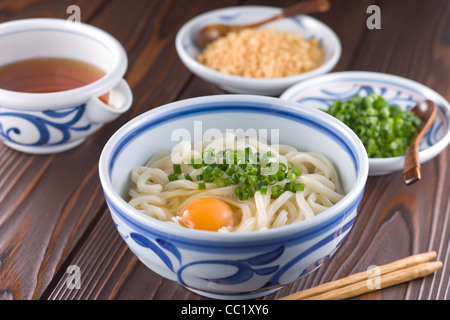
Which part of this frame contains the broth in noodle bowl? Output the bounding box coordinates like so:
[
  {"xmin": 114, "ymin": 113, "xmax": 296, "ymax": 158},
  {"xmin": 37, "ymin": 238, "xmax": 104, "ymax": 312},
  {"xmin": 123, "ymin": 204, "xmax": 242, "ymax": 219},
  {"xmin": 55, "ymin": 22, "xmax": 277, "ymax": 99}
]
[{"xmin": 127, "ymin": 133, "xmax": 344, "ymax": 232}]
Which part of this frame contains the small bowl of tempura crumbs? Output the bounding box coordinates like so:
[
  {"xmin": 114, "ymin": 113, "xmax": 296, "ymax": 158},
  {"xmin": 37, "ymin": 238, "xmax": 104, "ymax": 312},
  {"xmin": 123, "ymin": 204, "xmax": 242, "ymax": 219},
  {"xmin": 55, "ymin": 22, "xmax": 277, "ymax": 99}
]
[
  {"xmin": 175, "ymin": 5, "xmax": 341, "ymax": 96},
  {"xmin": 99, "ymin": 94, "xmax": 368, "ymax": 299}
]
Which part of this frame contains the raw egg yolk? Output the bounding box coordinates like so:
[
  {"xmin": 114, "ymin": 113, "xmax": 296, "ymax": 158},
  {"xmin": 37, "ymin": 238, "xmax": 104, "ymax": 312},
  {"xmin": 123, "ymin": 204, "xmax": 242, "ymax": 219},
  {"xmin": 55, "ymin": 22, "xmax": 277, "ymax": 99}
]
[{"xmin": 180, "ymin": 198, "xmax": 234, "ymax": 231}]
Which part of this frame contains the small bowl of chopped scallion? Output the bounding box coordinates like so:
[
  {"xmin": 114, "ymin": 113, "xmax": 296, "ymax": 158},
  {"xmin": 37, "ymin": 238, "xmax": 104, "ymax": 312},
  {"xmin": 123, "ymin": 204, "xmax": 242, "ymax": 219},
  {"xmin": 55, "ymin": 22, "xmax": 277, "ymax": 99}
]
[
  {"xmin": 281, "ymin": 71, "xmax": 450, "ymax": 176},
  {"xmin": 325, "ymin": 93, "xmax": 422, "ymax": 158}
]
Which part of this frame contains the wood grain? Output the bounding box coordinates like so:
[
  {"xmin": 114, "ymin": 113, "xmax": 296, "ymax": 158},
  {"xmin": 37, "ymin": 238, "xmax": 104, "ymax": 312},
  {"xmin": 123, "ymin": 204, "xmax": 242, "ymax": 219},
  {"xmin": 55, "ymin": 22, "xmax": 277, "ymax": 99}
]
[{"xmin": 0, "ymin": 0, "xmax": 448, "ymax": 301}]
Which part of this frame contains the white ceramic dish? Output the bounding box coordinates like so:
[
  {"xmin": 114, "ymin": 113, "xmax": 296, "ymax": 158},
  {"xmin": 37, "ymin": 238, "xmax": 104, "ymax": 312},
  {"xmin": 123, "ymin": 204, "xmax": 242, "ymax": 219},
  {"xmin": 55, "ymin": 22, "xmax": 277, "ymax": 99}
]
[
  {"xmin": 99, "ymin": 94, "xmax": 368, "ymax": 299},
  {"xmin": 175, "ymin": 6, "xmax": 341, "ymax": 96},
  {"xmin": 0, "ymin": 18, "xmax": 132, "ymax": 154},
  {"xmin": 280, "ymin": 71, "xmax": 450, "ymax": 176}
]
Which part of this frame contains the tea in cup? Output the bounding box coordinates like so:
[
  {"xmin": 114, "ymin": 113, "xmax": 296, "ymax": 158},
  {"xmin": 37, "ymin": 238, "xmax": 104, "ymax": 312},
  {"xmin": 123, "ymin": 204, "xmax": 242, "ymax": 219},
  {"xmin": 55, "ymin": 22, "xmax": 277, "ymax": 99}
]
[{"xmin": 0, "ymin": 18, "xmax": 133, "ymax": 154}]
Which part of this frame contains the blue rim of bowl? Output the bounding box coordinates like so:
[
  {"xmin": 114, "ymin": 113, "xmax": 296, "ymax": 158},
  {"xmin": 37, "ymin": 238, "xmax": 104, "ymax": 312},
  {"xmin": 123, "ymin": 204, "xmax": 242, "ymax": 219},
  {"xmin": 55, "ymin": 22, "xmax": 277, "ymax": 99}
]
[
  {"xmin": 175, "ymin": 6, "xmax": 341, "ymax": 85},
  {"xmin": 99, "ymin": 95, "xmax": 368, "ymax": 246}
]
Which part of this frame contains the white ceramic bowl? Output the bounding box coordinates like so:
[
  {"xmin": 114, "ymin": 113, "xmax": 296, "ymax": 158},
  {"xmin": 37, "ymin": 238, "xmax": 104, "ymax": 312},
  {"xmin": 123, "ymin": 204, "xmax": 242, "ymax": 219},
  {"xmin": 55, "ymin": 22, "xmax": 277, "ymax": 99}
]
[
  {"xmin": 175, "ymin": 6, "xmax": 341, "ymax": 96},
  {"xmin": 99, "ymin": 95, "xmax": 368, "ymax": 299},
  {"xmin": 0, "ymin": 18, "xmax": 132, "ymax": 154},
  {"xmin": 281, "ymin": 71, "xmax": 450, "ymax": 176}
]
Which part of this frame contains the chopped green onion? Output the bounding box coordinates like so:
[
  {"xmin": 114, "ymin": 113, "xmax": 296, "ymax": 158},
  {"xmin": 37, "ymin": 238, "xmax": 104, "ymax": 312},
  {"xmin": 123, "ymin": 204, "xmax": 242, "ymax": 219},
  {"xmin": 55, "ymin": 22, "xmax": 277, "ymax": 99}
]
[
  {"xmin": 271, "ymin": 184, "xmax": 284, "ymax": 197},
  {"xmin": 234, "ymin": 186, "xmax": 243, "ymax": 198},
  {"xmin": 245, "ymin": 164, "xmax": 258, "ymax": 175},
  {"xmin": 285, "ymin": 182, "xmax": 293, "ymax": 192},
  {"xmin": 231, "ymin": 172, "xmax": 241, "ymax": 184},
  {"xmin": 173, "ymin": 163, "xmax": 181, "ymax": 174},
  {"xmin": 239, "ymin": 173, "xmax": 248, "ymax": 185},
  {"xmin": 191, "ymin": 159, "xmax": 203, "ymax": 169},
  {"xmin": 198, "ymin": 182, "xmax": 206, "ymax": 190},
  {"xmin": 216, "ymin": 178, "xmax": 226, "ymax": 188},
  {"xmin": 176, "ymin": 148, "xmax": 307, "ymax": 199},
  {"xmin": 203, "ymin": 149, "xmax": 215, "ymax": 164},
  {"xmin": 203, "ymin": 165, "xmax": 213, "ymax": 175},
  {"xmin": 260, "ymin": 185, "xmax": 268, "ymax": 195},
  {"xmin": 225, "ymin": 166, "xmax": 235, "ymax": 176},
  {"xmin": 259, "ymin": 153, "xmax": 270, "ymax": 165},
  {"xmin": 234, "ymin": 186, "xmax": 249, "ymax": 201},
  {"xmin": 268, "ymin": 175, "xmax": 278, "ymax": 185},
  {"xmin": 245, "ymin": 186, "xmax": 254, "ymax": 198},
  {"xmin": 247, "ymin": 175, "xmax": 258, "ymax": 185},
  {"xmin": 224, "ymin": 177, "xmax": 234, "ymax": 186},
  {"xmin": 276, "ymin": 169, "xmax": 285, "ymax": 181},
  {"xmin": 213, "ymin": 167, "xmax": 224, "ymax": 177},
  {"xmin": 325, "ymin": 93, "xmax": 422, "ymax": 158},
  {"xmin": 286, "ymin": 172, "xmax": 296, "ymax": 181}
]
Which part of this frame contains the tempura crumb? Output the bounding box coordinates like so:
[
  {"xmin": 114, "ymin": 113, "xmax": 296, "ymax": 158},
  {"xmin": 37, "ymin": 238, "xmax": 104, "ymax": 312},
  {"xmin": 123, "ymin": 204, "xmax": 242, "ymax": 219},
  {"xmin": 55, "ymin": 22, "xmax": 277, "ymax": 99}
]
[{"xmin": 197, "ymin": 28, "xmax": 324, "ymax": 78}]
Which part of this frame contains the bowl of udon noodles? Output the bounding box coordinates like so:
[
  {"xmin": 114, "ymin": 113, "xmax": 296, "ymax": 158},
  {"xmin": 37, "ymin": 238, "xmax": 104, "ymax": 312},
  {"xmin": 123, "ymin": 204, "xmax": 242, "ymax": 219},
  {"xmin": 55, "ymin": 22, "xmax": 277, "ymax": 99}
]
[{"xmin": 99, "ymin": 94, "xmax": 368, "ymax": 299}]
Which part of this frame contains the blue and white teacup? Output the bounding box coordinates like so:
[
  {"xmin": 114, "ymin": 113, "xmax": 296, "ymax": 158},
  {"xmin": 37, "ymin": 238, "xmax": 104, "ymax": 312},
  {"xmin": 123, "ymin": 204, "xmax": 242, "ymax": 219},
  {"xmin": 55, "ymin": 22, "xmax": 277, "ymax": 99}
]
[{"xmin": 0, "ymin": 18, "xmax": 132, "ymax": 154}]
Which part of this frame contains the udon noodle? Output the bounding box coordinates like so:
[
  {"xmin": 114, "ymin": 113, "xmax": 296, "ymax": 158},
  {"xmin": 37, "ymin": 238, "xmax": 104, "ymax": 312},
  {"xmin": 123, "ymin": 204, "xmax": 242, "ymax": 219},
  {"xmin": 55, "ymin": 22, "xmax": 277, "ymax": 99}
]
[{"xmin": 127, "ymin": 133, "xmax": 344, "ymax": 232}]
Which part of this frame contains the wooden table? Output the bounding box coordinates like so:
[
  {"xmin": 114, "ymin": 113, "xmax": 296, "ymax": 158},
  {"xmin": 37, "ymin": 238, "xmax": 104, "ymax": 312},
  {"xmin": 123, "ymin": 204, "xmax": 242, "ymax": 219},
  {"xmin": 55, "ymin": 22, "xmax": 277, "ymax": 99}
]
[{"xmin": 0, "ymin": 0, "xmax": 449, "ymax": 301}]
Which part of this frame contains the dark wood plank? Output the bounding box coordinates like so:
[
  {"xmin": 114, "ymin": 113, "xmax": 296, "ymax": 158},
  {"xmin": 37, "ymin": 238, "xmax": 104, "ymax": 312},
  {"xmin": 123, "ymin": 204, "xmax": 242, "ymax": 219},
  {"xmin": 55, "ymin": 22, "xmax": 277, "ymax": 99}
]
[
  {"xmin": 45, "ymin": 0, "xmax": 246, "ymax": 300},
  {"xmin": 0, "ymin": 0, "xmax": 202, "ymax": 300},
  {"xmin": 46, "ymin": 0, "xmax": 381, "ymax": 300},
  {"xmin": 0, "ymin": 0, "xmax": 449, "ymax": 301},
  {"xmin": 271, "ymin": 0, "xmax": 450, "ymax": 300},
  {"xmin": 0, "ymin": 0, "xmax": 116, "ymax": 300},
  {"xmin": 45, "ymin": 0, "xmax": 450, "ymax": 300}
]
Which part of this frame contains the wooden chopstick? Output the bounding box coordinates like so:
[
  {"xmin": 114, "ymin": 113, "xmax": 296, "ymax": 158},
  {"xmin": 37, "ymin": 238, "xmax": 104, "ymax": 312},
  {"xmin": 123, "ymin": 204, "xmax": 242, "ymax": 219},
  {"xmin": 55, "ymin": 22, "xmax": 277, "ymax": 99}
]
[
  {"xmin": 278, "ymin": 251, "xmax": 442, "ymax": 300},
  {"xmin": 302, "ymin": 261, "xmax": 442, "ymax": 300}
]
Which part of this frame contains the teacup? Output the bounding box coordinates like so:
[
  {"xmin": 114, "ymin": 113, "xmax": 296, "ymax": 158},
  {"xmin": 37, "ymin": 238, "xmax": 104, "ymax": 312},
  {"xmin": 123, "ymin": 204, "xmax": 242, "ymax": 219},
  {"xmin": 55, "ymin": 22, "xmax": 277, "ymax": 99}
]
[{"xmin": 0, "ymin": 18, "xmax": 132, "ymax": 154}]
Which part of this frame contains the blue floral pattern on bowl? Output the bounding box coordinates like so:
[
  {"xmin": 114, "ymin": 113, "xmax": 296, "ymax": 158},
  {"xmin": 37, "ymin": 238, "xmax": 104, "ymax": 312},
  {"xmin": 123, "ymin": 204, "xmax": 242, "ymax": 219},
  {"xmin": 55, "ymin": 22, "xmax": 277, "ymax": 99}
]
[
  {"xmin": 0, "ymin": 104, "xmax": 91, "ymax": 145},
  {"xmin": 0, "ymin": 104, "xmax": 102, "ymax": 153},
  {"xmin": 108, "ymin": 195, "xmax": 359, "ymax": 299}
]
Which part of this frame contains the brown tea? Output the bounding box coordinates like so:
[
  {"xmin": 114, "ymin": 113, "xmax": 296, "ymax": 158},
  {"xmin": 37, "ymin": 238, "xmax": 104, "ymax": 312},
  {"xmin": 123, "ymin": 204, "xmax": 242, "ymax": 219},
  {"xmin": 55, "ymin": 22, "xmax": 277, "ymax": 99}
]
[{"xmin": 0, "ymin": 57, "xmax": 107, "ymax": 99}]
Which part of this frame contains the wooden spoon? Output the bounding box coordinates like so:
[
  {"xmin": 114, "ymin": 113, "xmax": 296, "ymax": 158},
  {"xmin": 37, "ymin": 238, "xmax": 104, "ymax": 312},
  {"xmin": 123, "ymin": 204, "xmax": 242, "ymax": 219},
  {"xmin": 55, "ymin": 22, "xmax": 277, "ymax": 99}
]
[
  {"xmin": 403, "ymin": 100, "xmax": 437, "ymax": 185},
  {"xmin": 197, "ymin": 0, "xmax": 331, "ymax": 48}
]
